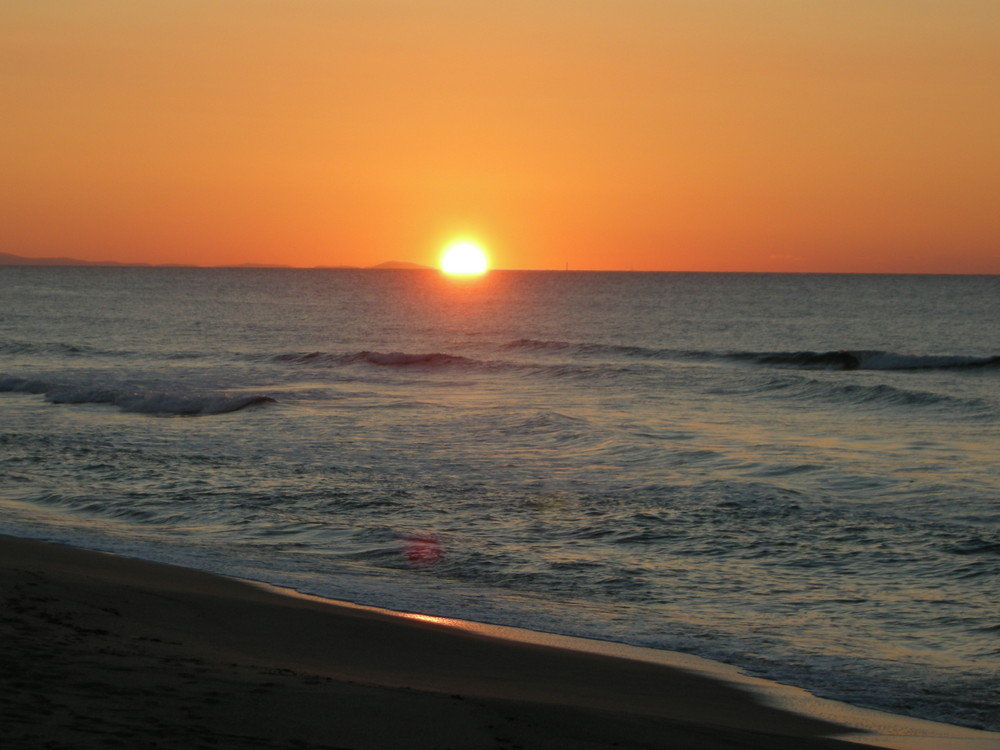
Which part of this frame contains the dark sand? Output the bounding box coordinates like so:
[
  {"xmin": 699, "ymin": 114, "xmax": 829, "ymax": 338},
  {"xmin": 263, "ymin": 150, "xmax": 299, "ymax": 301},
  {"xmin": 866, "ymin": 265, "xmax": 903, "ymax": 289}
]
[{"xmin": 2, "ymin": 535, "xmax": 996, "ymax": 749}]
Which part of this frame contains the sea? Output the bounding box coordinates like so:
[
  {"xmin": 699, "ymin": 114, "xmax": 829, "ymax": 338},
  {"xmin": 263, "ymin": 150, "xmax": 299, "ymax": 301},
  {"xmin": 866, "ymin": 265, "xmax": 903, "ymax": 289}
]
[{"xmin": 1, "ymin": 267, "xmax": 997, "ymax": 731}]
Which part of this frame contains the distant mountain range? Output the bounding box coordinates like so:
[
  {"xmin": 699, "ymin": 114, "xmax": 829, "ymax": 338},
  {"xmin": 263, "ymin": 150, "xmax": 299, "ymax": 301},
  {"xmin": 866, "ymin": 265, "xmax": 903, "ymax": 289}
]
[
  {"xmin": 0, "ymin": 252, "xmax": 432, "ymax": 270},
  {"xmin": 0, "ymin": 251, "xmax": 151, "ymax": 267},
  {"xmin": 367, "ymin": 260, "xmax": 433, "ymax": 270}
]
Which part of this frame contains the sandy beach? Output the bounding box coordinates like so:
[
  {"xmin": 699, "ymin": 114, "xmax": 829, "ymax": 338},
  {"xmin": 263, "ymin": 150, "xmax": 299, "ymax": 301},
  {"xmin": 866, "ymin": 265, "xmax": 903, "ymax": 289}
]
[{"xmin": 1, "ymin": 534, "xmax": 996, "ymax": 750}]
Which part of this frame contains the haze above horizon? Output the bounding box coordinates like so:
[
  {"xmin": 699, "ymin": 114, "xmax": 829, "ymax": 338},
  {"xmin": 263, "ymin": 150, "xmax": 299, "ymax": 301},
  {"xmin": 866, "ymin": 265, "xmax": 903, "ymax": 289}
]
[
  {"xmin": 2, "ymin": 1, "xmax": 998, "ymax": 274},
  {"xmin": 2, "ymin": 251, "xmax": 998, "ymax": 276}
]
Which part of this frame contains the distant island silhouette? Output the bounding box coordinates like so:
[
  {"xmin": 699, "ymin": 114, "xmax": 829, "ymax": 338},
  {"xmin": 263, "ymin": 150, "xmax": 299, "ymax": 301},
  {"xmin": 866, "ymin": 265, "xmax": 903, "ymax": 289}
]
[
  {"xmin": 368, "ymin": 261, "xmax": 433, "ymax": 270},
  {"xmin": 0, "ymin": 252, "xmax": 432, "ymax": 270},
  {"xmin": 0, "ymin": 251, "xmax": 150, "ymax": 267}
]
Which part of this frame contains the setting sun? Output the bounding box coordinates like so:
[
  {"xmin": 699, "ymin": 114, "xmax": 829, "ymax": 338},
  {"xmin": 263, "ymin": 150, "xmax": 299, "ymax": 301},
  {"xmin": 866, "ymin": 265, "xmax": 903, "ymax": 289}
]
[{"xmin": 439, "ymin": 240, "xmax": 490, "ymax": 276}]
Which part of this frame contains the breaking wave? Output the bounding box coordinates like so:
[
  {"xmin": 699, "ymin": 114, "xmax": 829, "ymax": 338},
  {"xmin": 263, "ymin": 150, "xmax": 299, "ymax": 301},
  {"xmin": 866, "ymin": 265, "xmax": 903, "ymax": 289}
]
[
  {"xmin": 272, "ymin": 349, "xmax": 634, "ymax": 383},
  {"xmin": 274, "ymin": 350, "xmax": 477, "ymax": 368},
  {"xmin": 728, "ymin": 350, "xmax": 1000, "ymax": 371},
  {"xmin": 0, "ymin": 375, "xmax": 274, "ymax": 416},
  {"xmin": 502, "ymin": 339, "xmax": 1000, "ymax": 372}
]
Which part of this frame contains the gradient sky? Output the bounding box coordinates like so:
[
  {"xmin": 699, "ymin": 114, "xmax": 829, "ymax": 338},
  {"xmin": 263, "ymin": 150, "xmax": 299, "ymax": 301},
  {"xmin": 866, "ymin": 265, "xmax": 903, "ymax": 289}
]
[{"xmin": 2, "ymin": 1, "xmax": 998, "ymax": 272}]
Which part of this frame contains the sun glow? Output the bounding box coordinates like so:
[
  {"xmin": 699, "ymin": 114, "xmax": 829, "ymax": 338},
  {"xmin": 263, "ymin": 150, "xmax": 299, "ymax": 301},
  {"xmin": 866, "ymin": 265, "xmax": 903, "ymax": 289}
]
[{"xmin": 439, "ymin": 239, "xmax": 490, "ymax": 276}]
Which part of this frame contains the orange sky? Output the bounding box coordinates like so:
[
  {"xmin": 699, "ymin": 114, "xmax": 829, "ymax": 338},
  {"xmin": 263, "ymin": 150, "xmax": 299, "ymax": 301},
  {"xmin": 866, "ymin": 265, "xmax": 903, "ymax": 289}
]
[{"xmin": 2, "ymin": 1, "xmax": 998, "ymax": 272}]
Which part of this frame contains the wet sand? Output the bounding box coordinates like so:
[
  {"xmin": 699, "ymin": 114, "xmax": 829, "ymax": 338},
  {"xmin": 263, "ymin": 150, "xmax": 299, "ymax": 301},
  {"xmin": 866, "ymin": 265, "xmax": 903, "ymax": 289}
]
[{"xmin": 2, "ymin": 535, "xmax": 996, "ymax": 749}]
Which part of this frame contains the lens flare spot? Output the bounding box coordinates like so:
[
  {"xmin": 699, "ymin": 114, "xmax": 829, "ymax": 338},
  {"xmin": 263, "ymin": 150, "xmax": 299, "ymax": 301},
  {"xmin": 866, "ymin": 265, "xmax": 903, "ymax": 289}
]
[{"xmin": 404, "ymin": 535, "xmax": 444, "ymax": 566}]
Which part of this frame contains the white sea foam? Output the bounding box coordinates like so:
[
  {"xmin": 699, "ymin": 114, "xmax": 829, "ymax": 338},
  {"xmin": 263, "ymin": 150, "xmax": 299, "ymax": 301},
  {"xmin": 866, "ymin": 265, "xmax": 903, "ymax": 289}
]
[{"xmin": 0, "ymin": 375, "xmax": 274, "ymax": 415}]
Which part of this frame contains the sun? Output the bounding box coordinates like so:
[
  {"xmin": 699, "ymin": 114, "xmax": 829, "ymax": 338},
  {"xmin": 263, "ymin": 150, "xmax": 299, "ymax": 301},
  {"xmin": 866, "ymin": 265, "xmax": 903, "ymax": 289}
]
[{"xmin": 439, "ymin": 239, "xmax": 490, "ymax": 276}]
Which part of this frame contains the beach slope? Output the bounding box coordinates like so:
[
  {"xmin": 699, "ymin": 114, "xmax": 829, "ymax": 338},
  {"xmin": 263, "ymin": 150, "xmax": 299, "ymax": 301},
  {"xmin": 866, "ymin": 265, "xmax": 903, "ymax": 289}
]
[{"xmin": 0, "ymin": 535, "xmax": 953, "ymax": 749}]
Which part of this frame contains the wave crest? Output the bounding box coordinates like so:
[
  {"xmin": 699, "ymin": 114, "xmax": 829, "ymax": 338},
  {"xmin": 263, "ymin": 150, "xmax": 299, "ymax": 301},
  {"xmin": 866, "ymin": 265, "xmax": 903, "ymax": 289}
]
[
  {"xmin": 732, "ymin": 350, "xmax": 1000, "ymax": 372},
  {"xmin": 0, "ymin": 376, "xmax": 274, "ymax": 416},
  {"xmin": 275, "ymin": 350, "xmax": 477, "ymax": 368},
  {"xmin": 503, "ymin": 340, "xmax": 1000, "ymax": 372}
]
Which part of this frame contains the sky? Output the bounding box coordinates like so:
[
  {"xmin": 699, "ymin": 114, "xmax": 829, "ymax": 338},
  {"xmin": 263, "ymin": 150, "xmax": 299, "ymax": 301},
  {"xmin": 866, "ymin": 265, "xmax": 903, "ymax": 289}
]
[{"xmin": 2, "ymin": 1, "xmax": 998, "ymax": 273}]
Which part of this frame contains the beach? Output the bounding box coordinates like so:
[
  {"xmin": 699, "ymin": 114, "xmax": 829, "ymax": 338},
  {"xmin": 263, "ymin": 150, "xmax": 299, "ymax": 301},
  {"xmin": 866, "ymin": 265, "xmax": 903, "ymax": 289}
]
[{"xmin": 4, "ymin": 535, "xmax": 998, "ymax": 750}]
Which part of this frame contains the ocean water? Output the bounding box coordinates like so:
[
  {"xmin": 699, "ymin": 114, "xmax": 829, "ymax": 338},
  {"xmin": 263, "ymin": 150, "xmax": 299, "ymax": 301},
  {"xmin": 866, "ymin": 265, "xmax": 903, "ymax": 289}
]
[{"xmin": 1, "ymin": 267, "xmax": 997, "ymax": 730}]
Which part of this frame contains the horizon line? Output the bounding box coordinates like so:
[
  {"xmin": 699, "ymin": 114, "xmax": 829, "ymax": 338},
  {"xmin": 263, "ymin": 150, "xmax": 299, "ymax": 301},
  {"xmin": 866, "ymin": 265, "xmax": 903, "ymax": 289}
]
[{"xmin": 2, "ymin": 250, "xmax": 998, "ymax": 276}]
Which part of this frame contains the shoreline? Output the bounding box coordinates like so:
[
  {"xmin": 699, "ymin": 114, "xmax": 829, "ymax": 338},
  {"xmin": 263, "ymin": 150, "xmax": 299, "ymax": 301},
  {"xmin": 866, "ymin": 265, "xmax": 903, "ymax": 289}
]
[{"xmin": 2, "ymin": 534, "xmax": 998, "ymax": 749}]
